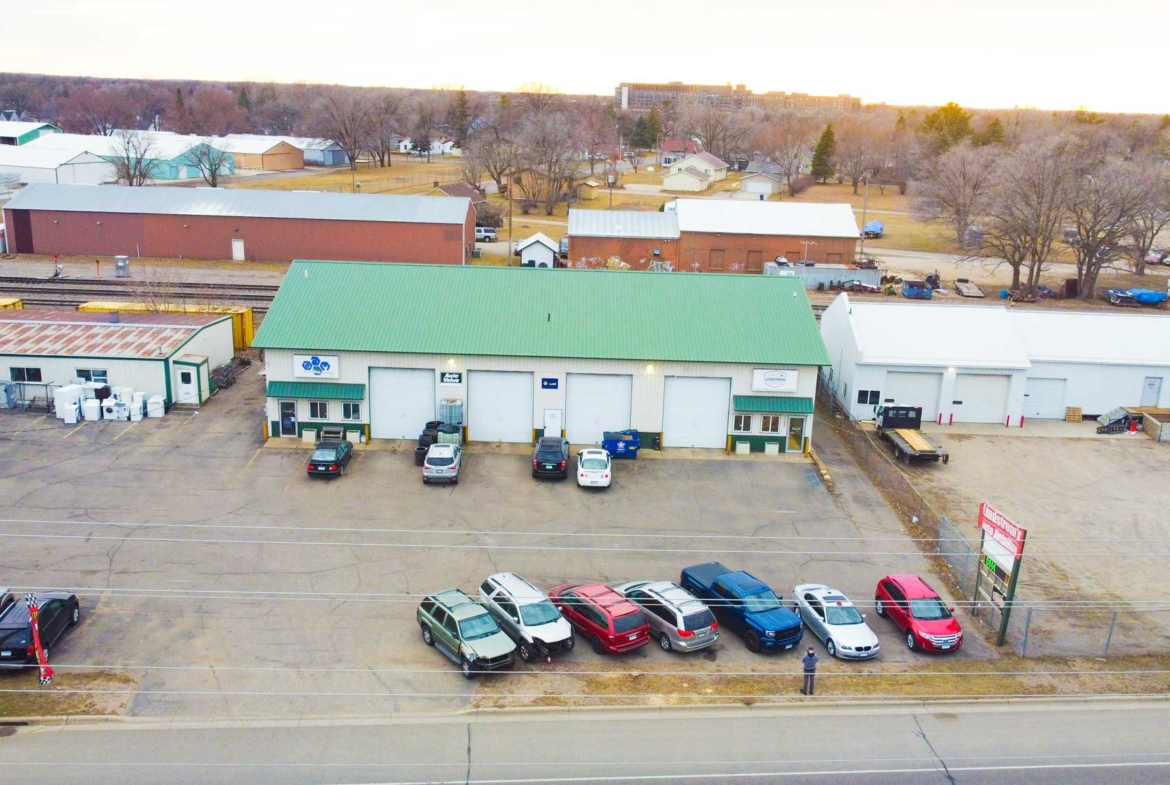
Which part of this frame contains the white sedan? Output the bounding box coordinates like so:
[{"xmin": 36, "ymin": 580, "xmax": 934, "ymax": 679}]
[
  {"xmin": 792, "ymin": 583, "xmax": 881, "ymax": 659},
  {"xmin": 576, "ymin": 449, "xmax": 612, "ymax": 488}
]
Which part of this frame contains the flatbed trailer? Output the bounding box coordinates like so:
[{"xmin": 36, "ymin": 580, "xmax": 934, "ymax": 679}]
[{"xmin": 874, "ymin": 405, "xmax": 950, "ymax": 464}]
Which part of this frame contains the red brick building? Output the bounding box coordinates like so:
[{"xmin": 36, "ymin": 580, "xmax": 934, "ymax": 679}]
[
  {"xmin": 2, "ymin": 183, "xmax": 476, "ymax": 264},
  {"xmin": 567, "ymin": 200, "xmax": 859, "ymax": 273}
]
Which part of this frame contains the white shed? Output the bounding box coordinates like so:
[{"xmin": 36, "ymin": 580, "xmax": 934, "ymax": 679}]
[
  {"xmin": 740, "ymin": 172, "xmax": 784, "ymax": 195},
  {"xmin": 517, "ymin": 233, "xmax": 559, "ymax": 268},
  {"xmin": 0, "ymin": 147, "xmax": 114, "ymax": 185},
  {"xmin": 819, "ymin": 294, "xmax": 1030, "ymax": 425}
]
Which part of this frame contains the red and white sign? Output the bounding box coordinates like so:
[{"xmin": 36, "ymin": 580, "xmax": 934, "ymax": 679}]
[{"xmin": 979, "ymin": 503, "xmax": 1026, "ymax": 570}]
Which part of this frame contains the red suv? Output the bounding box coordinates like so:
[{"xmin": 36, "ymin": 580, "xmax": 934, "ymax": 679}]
[
  {"xmin": 874, "ymin": 574, "xmax": 963, "ymax": 653},
  {"xmin": 548, "ymin": 583, "xmax": 650, "ymax": 655}
]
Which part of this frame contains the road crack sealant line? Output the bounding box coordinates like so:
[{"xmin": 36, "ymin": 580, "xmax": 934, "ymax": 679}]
[{"xmin": 912, "ymin": 714, "xmax": 956, "ymax": 784}]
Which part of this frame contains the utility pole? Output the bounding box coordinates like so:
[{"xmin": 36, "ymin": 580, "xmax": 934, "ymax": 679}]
[
  {"xmin": 801, "ymin": 240, "xmax": 816, "ymax": 262},
  {"xmin": 858, "ymin": 171, "xmax": 871, "ymax": 261},
  {"xmin": 507, "ymin": 166, "xmax": 514, "ymax": 266}
]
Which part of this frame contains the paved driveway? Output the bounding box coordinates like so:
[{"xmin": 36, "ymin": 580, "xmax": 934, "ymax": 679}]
[{"xmin": 0, "ymin": 373, "xmax": 986, "ymax": 718}]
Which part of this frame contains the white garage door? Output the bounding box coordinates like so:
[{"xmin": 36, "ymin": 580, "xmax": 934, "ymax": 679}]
[
  {"xmin": 468, "ymin": 371, "xmax": 533, "ymax": 443},
  {"xmin": 743, "ymin": 179, "xmax": 771, "ymax": 194},
  {"xmin": 662, "ymin": 377, "xmax": 731, "ymax": 448},
  {"xmin": 566, "ymin": 373, "xmax": 632, "ymax": 444},
  {"xmin": 883, "ymin": 372, "xmax": 943, "ymax": 421},
  {"xmin": 369, "ymin": 368, "xmax": 435, "ymax": 440},
  {"xmin": 1023, "ymin": 378, "xmax": 1067, "ymax": 419},
  {"xmin": 953, "ymin": 374, "xmax": 1011, "ymax": 424}
]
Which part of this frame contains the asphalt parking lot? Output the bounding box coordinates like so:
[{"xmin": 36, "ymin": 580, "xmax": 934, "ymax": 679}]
[{"xmin": 0, "ymin": 371, "xmax": 988, "ymax": 719}]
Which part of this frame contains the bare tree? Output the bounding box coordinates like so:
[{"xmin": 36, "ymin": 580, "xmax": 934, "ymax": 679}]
[
  {"xmin": 459, "ymin": 147, "xmax": 487, "ymax": 191},
  {"xmin": 518, "ymin": 111, "xmax": 581, "ymax": 215},
  {"xmin": 914, "ymin": 142, "xmax": 999, "ymax": 244},
  {"xmin": 60, "ymin": 83, "xmax": 135, "ymax": 135},
  {"xmin": 110, "ymin": 130, "xmax": 164, "ymax": 186},
  {"xmin": 683, "ymin": 106, "xmax": 746, "ymax": 163},
  {"xmin": 1066, "ymin": 157, "xmax": 1157, "ymax": 299},
  {"xmin": 756, "ymin": 112, "xmax": 813, "ymax": 195},
  {"xmin": 183, "ymin": 140, "xmax": 234, "ymax": 187},
  {"xmin": 980, "ymin": 138, "xmax": 1077, "ymax": 294},
  {"xmin": 833, "ymin": 115, "xmax": 888, "ymax": 194},
  {"xmin": 1125, "ymin": 166, "xmax": 1170, "ymax": 275},
  {"xmin": 181, "ymin": 87, "xmax": 247, "ymax": 136},
  {"xmin": 514, "ymin": 83, "xmax": 559, "ymax": 116},
  {"xmin": 410, "ymin": 94, "xmax": 442, "ymax": 163},
  {"xmin": 320, "ymin": 93, "xmax": 373, "ymax": 170},
  {"xmin": 368, "ymin": 92, "xmax": 404, "ymax": 167},
  {"xmin": 577, "ymin": 98, "xmax": 616, "ymax": 175}
]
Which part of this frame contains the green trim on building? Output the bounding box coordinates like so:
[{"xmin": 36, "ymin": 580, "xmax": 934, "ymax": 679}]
[
  {"xmin": 267, "ymin": 381, "xmax": 366, "ymax": 400},
  {"xmin": 254, "ymin": 261, "xmax": 829, "ymax": 366},
  {"xmin": 732, "ymin": 396, "xmax": 814, "ymax": 414}
]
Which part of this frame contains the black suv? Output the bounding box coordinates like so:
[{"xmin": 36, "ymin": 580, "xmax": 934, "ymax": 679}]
[
  {"xmin": 532, "ymin": 437, "xmax": 570, "ymax": 479},
  {"xmin": 0, "ymin": 591, "xmax": 81, "ymax": 668}
]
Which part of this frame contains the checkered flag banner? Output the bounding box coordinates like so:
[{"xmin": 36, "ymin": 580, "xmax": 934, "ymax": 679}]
[{"xmin": 24, "ymin": 594, "xmax": 54, "ymax": 686}]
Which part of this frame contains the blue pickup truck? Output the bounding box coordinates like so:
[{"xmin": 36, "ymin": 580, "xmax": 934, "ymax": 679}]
[{"xmin": 679, "ymin": 562, "xmax": 803, "ymax": 653}]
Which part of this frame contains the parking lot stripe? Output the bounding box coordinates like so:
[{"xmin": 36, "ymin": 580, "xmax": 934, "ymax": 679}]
[
  {"xmin": 63, "ymin": 424, "xmax": 84, "ymax": 439},
  {"xmin": 227, "ymin": 448, "xmax": 263, "ymax": 489},
  {"xmin": 12, "ymin": 415, "xmax": 45, "ymax": 436},
  {"xmin": 112, "ymin": 422, "xmax": 138, "ymax": 441}
]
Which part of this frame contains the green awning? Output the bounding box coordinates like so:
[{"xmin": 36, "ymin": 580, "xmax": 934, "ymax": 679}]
[
  {"xmin": 267, "ymin": 381, "xmax": 365, "ymax": 400},
  {"xmin": 733, "ymin": 396, "xmax": 814, "ymax": 414}
]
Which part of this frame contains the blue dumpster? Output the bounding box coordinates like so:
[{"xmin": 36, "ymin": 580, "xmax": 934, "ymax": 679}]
[{"xmin": 602, "ymin": 430, "xmax": 640, "ymax": 459}]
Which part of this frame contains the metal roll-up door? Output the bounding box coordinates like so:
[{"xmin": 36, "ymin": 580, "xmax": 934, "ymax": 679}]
[
  {"xmin": 952, "ymin": 374, "xmax": 1011, "ymax": 423},
  {"xmin": 468, "ymin": 371, "xmax": 534, "ymax": 443},
  {"xmin": 566, "ymin": 373, "xmax": 632, "ymax": 444},
  {"xmin": 369, "ymin": 368, "xmax": 435, "ymax": 439},
  {"xmin": 662, "ymin": 377, "xmax": 731, "ymax": 448},
  {"xmin": 1023, "ymin": 378, "xmax": 1067, "ymax": 419},
  {"xmin": 883, "ymin": 372, "xmax": 943, "ymax": 421}
]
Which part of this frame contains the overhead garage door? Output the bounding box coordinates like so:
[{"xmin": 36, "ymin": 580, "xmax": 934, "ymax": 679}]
[
  {"xmin": 1023, "ymin": 377, "xmax": 1067, "ymax": 419},
  {"xmin": 952, "ymin": 374, "xmax": 1011, "ymax": 424},
  {"xmin": 369, "ymin": 368, "xmax": 435, "ymax": 440},
  {"xmin": 662, "ymin": 377, "xmax": 731, "ymax": 448},
  {"xmin": 743, "ymin": 179, "xmax": 771, "ymax": 194},
  {"xmin": 883, "ymin": 372, "xmax": 943, "ymax": 421},
  {"xmin": 468, "ymin": 371, "xmax": 533, "ymax": 443},
  {"xmin": 566, "ymin": 373, "xmax": 632, "ymax": 444}
]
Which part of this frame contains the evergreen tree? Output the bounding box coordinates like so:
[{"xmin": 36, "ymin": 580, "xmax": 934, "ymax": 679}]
[
  {"xmin": 448, "ymin": 88, "xmax": 471, "ymax": 147},
  {"xmin": 921, "ymin": 102, "xmax": 972, "ymax": 150},
  {"xmin": 645, "ymin": 106, "xmax": 664, "ymax": 146},
  {"xmin": 237, "ymin": 87, "xmax": 251, "ymax": 112},
  {"xmin": 894, "ymin": 112, "xmax": 907, "ymax": 133},
  {"xmin": 632, "ymin": 116, "xmax": 653, "ymax": 150},
  {"xmin": 810, "ymin": 123, "xmax": 836, "ymax": 183},
  {"xmin": 974, "ymin": 117, "xmax": 1005, "ymax": 146},
  {"xmin": 175, "ymin": 87, "xmax": 184, "ymax": 110}
]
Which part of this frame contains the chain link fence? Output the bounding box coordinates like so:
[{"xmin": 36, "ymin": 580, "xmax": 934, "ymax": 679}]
[{"xmin": 816, "ymin": 376, "xmax": 1169, "ymax": 658}]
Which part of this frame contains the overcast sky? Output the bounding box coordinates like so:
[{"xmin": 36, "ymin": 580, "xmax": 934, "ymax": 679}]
[{"xmin": 3, "ymin": 0, "xmax": 1166, "ymax": 113}]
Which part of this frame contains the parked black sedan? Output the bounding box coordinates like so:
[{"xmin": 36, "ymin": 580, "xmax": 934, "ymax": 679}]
[
  {"xmin": 306, "ymin": 440, "xmax": 354, "ymax": 477},
  {"xmin": 532, "ymin": 437, "xmax": 571, "ymax": 479},
  {"xmin": 0, "ymin": 592, "xmax": 80, "ymax": 668}
]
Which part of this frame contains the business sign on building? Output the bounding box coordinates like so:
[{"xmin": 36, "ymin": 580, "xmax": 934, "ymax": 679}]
[
  {"xmin": 293, "ymin": 354, "xmax": 339, "ymax": 379},
  {"xmin": 752, "ymin": 368, "xmax": 799, "ymax": 393},
  {"xmin": 979, "ymin": 503, "xmax": 1027, "ymax": 572},
  {"xmin": 440, "ymin": 371, "xmax": 463, "ymax": 386}
]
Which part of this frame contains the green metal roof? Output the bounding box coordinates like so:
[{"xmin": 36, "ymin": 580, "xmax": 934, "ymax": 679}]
[
  {"xmin": 254, "ymin": 262, "xmax": 830, "ymax": 366},
  {"xmin": 267, "ymin": 381, "xmax": 365, "ymax": 400},
  {"xmin": 733, "ymin": 395, "xmax": 814, "ymax": 414}
]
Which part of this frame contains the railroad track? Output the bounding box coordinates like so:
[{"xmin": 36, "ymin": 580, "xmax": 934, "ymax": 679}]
[{"xmin": 0, "ymin": 276, "xmax": 279, "ymax": 312}]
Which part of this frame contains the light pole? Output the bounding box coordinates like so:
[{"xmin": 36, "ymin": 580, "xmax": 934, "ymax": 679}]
[
  {"xmin": 858, "ymin": 171, "xmax": 872, "ymax": 261},
  {"xmin": 801, "ymin": 240, "xmax": 816, "ymax": 263}
]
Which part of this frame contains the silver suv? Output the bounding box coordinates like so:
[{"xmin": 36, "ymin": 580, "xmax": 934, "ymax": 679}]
[
  {"xmin": 611, "ymin": 580, "xmax": 719, "ymax": 653},
  {"xmin": 479, "ymin": 572, "xmax": 574, "ymax": 663},
  {"xmin": 475, "ymin": 227, "xmax": 498, "ymax": 242}
]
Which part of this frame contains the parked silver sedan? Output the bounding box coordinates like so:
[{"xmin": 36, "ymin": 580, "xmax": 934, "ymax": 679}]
[{"xmin": 792, "ymin": 583, "xmax": 880, "ymax": 659}]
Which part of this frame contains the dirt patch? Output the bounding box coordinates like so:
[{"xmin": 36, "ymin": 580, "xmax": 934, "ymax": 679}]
[{"xmin": 0, "ymin": 669, "xmax": 138, "ymax": 718}]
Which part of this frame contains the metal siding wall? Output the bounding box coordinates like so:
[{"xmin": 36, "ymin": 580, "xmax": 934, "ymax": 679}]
[
  {"xmin": 172, "ymin": 319, "xmax": 236, "ymax": 370},
  {"xmin": 681, "ymin": 232, "xmax": 858, "ymax": 272},
  {"xmin": 0, "ymin": 355, "xmax": 166, "ymax": 398},
  {"xmin": 24, "ymin": 210, "xmax": 146, "ymax": 256},
  {"xmin": 1029, "ymin": 361, "xmax": 1170, "ymax": 415},
  {"xmin": 263, "ymin": 349, "xmax": 819, "ymax": 438}
]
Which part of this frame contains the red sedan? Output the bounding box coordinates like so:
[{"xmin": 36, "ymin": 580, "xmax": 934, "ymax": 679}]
[
  {"xmin": 548, "ymin": 583, "xmax": 650, "ymax": 655},
  {"xmin": 874, "ymin": 574, "xmax": 963, "ymax": 653}
]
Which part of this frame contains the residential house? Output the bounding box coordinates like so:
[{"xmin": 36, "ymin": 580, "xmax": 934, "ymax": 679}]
[
  {"xmin": 661, "ymin": 166, "xmax": 711, "ymax": 193},
  {"xmin": 667, "ymin": 152, "xmax": 728, "ymax": 182}
]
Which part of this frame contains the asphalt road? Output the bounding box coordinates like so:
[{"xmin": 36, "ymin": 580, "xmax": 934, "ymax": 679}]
[{"xmin": 0, "ymin": 699, "xmax": 1166, "ymax": 784}]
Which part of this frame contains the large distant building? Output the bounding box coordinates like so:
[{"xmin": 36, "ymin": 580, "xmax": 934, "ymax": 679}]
[{"xmin": 614, "ymin": 82, "xmax": 861, "ymax": 113}]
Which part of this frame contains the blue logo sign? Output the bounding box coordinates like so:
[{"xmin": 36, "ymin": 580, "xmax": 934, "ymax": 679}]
[
  {"xmin": 301, "ymin": 356, "xmax": 332, "ymax": 377},
  {"xmin": 541, "ymin": 377, "xmax": 559, "ymax": 389}
]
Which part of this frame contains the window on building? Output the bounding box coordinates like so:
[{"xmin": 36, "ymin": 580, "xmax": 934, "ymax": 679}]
[
  {"xmin": 9, "ymin": 368, "xmax": 42, "ymax": 383},
  {"xmin": 856, "ymin": 390, "xmax": 881, "ymax": 406},
  {"xmin": 76, "ymin": 369, "xmax": 109, "ymax": 384},
  {"xmin": 309, "ymin": 401, "xmax": 329, "ymax": 420},
  {"xmin": 733, "ymin": 414, "xmax": 753, "ymax": 433},
  {"xmin": 342, "ymin": 402, "xmax": 361, "ymax": 421},
  {"xmin": 761, "ymin": 415, "xmax": 782, "ymax": 433}
]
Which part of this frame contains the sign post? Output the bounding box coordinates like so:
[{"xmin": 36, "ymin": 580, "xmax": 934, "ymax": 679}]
[{"xmin": 972, "ymin": 503, "xmax": 1027, "ymax": 646}]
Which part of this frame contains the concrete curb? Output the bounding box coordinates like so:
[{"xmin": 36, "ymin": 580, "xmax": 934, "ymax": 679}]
[{"xmin": 7, "ymin": 693, "xmax": 1167, "ymax": 728}]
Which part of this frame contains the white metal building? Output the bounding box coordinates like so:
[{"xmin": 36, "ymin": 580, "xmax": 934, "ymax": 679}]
[
  {"xmin": 820, "ymin": 294, "xmax": 1031, "ymax": 424},
  {"xmin": 0, "ymin": 310, "xmax": 235, "ymax": 408},
  {"xmin": 254, "ymin": 262, "xmax": 829, "ymax": 451},
  {"xmin": 0, "ymin": 146, "xmax": 113, "ymax": 185},
  {"xmin": 822, "ymin": 294, "xmax": 1170, "ymax": 424},
  {"xmin": 517, "ymin": 233, "xmax": 558, "ymax": 268}
]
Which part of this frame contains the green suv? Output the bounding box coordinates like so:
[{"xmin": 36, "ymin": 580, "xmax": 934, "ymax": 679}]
[{"xmin": 418, "ymin": 589, "xmax": 517, "ymax": 678}]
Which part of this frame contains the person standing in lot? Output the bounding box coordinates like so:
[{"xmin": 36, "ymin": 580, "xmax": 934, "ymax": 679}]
[{"xmin": 800, "ymin": 646, "xmax": 819, "ymax": 695}]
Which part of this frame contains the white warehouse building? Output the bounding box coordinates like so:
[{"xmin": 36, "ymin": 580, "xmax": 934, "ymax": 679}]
[
  {"xmin": 254, "ymin": 262, "xmax": 829, "ymax": 452},
  {"xmin": 821, "ymin": 294, "xmax": 1170, "ymax": 425}
]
